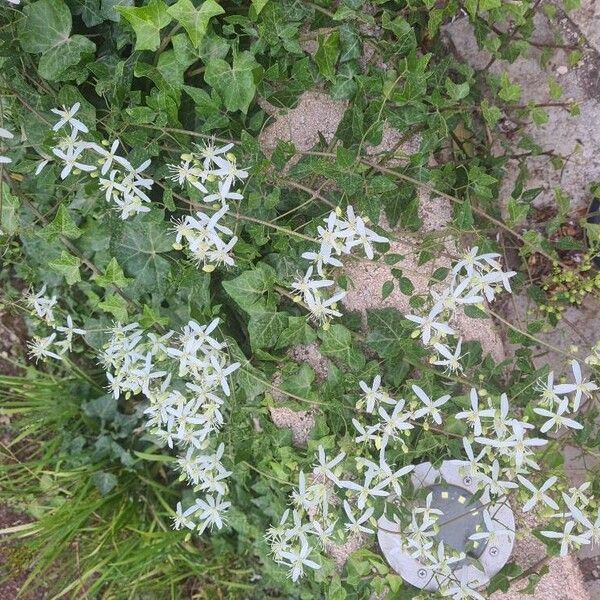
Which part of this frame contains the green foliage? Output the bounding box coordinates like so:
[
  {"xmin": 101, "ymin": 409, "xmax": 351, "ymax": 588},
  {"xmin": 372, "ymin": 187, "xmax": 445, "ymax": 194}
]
[{"xmin": 0, "ymin": 0, "xmax": 593, "ymax": 598}]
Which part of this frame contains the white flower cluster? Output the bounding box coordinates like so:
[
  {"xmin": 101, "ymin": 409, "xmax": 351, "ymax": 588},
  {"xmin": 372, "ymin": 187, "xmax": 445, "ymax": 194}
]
[
  {"xmin": 100, "ymin": 318, "xmax": 240, "ymax": 533},
  {"xmin": 25, "ymin": 285, "xmax": 86, "ymax": 361},
  {"xmin": 0, "ymin": 126, "xmax": 14, "ymax": 164},
  {"xmin": 268, "ymin": 359, "xmax": 599, "ymax": 593},
  {"xmin": 293, "ymin": 206, "xmax": 389, "ymax": 325},
  {"xmin": 41, "ymin": 103, "xmax": 154, "ymax": 220},
  {"xmin": 405, "ymin": 246, "xmax": 516, "ymax": 374},
  {"xmin": 168, "ymin": 140, "xmax": 247, "ymax": 270}
]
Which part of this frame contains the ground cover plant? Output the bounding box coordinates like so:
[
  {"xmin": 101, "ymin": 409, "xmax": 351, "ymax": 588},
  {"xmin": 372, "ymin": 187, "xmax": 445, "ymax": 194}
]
[{"xmin": 1, "ymin": 0, "xmax": 600, "ymax": 598}]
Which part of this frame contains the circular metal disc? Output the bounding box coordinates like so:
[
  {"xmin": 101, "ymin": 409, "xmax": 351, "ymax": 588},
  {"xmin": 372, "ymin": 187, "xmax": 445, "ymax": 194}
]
[{"xmin": 377, "ymin": 460, "xmax": 515, "ymax": 591}]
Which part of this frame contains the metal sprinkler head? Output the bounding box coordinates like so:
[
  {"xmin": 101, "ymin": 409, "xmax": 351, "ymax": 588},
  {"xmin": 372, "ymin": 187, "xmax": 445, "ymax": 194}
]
[{"xmin": 377, "ymin": 460, "xmax": 515, "ymax": 593}]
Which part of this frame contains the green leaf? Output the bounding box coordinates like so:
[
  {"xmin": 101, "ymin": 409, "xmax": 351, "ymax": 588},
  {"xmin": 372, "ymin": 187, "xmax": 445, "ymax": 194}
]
[
  {"xmin": 315, "ymin": 31, "xmax": 340, "ymax": 82},
  {"xmin": 381, "ymin": 13, "xmax": 416, "ymax": 56},
  {"xmin": 204, "ymin": 51, "xmax": 259, "ymax": 113},
  {"xmin": 0, "ymin": 189, "xmax": 20, "ymax": 236},
  {"xmin": 366, "ymin": 308, "xmax": 406, "ymax": 358},
  {"xmin": 247, "ymin": 312, "xmax": 289, "ymax": 350},
  {"xmin": 94, "ymin": 257, "xmax": 132, "ymax": 288},
  {"xmin": 251, "ymin": 0, "xmax": 269, "ymax": 15},
  {"xmin": 222, "ymin": 264, "xmax": 276, "ymax": 315},
  {"xmin": 455, "ymin": 199, "xmax": 474, "ymax": 229},
  {"xmin": 382, "ymin": 280, "xmax": 394, "ymax": 299},
  {"xmin": 39, "ymin": 205, "xmax": 82, "ymax": 241},
  {"xmin": 19, "ymin": 0, "xmax": 96, "ymax": 80},
  {"xmin": 48, "ymin": 251, "xmax": 81, "ymax": 284},
  {"xmin": 319, "ymin": 324, "xmax": 365, "ymax": 370},
  {"xmin": 445, "ymin": 77, "xmax": 469, "ymax": 101},
  {"xmin": 91, "ymin": 471, "xmax": 118, "ymax": 495},
  {"xmin": 275, "ymin": 316, "xmax": 317, "ymax": 349},
  {"xmin": 19, "ymin": 0, "xmax": 72, "ymax": 54},
  {"xmin": 118, "ymin": 0, "xmax": 172, "ymax": 52},
  {"xmin": 506, "ymin": 197, "xmax": 529, "ymax": 227},
  {"xmin": 498, "ymin": 73, "xmax": 521, "ymax": 103},
  {"xmin": 480, "ymin": 99, "xmax": 502, "ymax": 126},
  {"xmin": 167, "ymin": 0, "xmax": 224, "ymax": 48},
  {"xmin": 98, "ymin": 293, "xmax": 129, "ymax": 321},
  {"xmin": 110, "ymin": 211, "xmax": 173, "ymax": 296}
]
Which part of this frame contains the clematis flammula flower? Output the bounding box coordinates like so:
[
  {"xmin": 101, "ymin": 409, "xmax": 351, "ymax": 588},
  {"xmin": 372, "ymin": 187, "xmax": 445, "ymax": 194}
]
[
  {"xmin": 279, "ymin": 540, "xmax": 321, "ymax": 582},
  {"xmin": 412, "ymin": 384, "xmax": 450, "ymax": 425},
  {"xmin": 433, "ymin": 339, "xmax": 464, "ymax": 374},
  {"xmin": 51, "ymin": 102, "xmax": 89, "ymax": 134},
  {"xmin": 312, "ymin": 445, "xmax": 345, "ymax": 484},
  {"xmin": 451, "ymin": 246, "xmax": 501, "ymax": 277},
  {"xmin": 540, "ymin": 520, "xmax": 590, "ymax": 556},
  {"xmin": 405, "ymin": 304, "xmax": 455, "ymax": 345},
  {"xmin": 343, "ymin": 500, "xmax": 375, "ymax": 535},
  {"xmin": 455, "ymin": 388, "xmax": 495, "ymax": 436},
  {"xmin": 553, "ymin": 359, "xmax": 598, "ymax": 411},
  {"xmin": 517, "ymin": 475, "xmax": 559, "ymax": 512},
  {"xmin": 534, "ymin": 397, "xmax": 583, "ymax": 433}
]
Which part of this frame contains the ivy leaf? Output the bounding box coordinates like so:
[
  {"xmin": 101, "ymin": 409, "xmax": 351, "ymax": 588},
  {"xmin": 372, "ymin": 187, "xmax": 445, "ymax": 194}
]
[
  {"xmin": 48, "ymin": 251, "xmax": 81, "ymax": 284},
  {"xmin": 204, "ymin": 51, "xmax": 259, "ymax": 114},
  {"xmin": 98, "ymin": 293, "xmax": 129, "ymax": 321},
  {"xmin": 455, "ymin": 199, "xmax": 474, "ymax": 229},
  {"xmin": 118, "ymin": 0, "xmax": 172, "ymax": 52},
  {"xmin": 250, "ymin": 0, "xmax": 269, "ymax": 14},
  {"xmin": 93, "ymin": 257, "xmax": 132, "ymax": 288},
  {"xmin": 91, "ymin": 471, "xmax": 118, "ymax": 496},
  {"xmin": 247, "ymin": 311, "xmax": 289, "ymax": 350},
  {"xmin": 110, "ymin": 211, "xmax": 173, "ymax": 296},
  {"xmin": 19, "ymin": 0, "xmax": 96, "ymax": 81},
  {"xmin": 1, "ymin": 189, "xmax": 20, "ymax": 236},
  {"xmin": 381, "ymin": 13, "xmax": 416, "ymax": 56},
  {"xmin": 315, "ymin": 31, "xmax": 340, "ymax": 82},
  {"xmin": 319, "ymin": 324, "xmax": 365, "ymax": 371},
  {"xmin": 275, "ymin": 316, "xmax": 317, "ymax": 349},
  {"xmin": 366, "ymin": 308, "xmax": 406, "ymax": 359},
  {"xmin": 39, "ymin": 205, "xmax": 82, "ymax": 242},
  {"xmin": 222, "ymin": 264, "xmax": 276, "ymax": 315},
  {"xmin": 19, "ymin": 0, "xmax": 72, "ymax": 54},
  {"xmin": 167, "ymin": 0, "xmax": 224, "ymax": 48}
]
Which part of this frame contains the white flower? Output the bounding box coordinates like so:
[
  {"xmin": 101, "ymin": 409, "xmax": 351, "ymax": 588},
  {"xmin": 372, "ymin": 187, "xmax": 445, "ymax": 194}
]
[
  {"xmin": 193, "ymin": 493, "xmax": 231, "ymax": 533},
  {"xmin": 343, "ymin": 500, "xmax": 375, "ymax": 535},
  {"xmin": 279, "ymin": 539, "xmax": 321, "ymax": 582},
  {"xmin": 291, "ymin": 266, "xmax": 334, "ymax": 303},
  {"xmin": 433, "ymin": 340, "xmax": 464, "ymax": 374},
  {"xmin": 211, "ymin": 155, "xmax": 248, "ymax": 185},
  {"xmin": 469, "ymin": 509, "xmax": 515, "ymax": 544},
  {"xmin": 351, "ymin": 417, "xmax": 380, "ymax": 445},
  {"xmin": 306, "ymin": 290, "xmax": 346, "ymax": 324},
  {"xmin": 195, "ymin": 138, "xmax": 234, "ymax": 170},
  {"xmin": 534, "ymin": 397, "xmax": 583, "ymax": 433},
  {"xmin": 517, "ymin": 475, "xmax": 559, "ymax": 512},
  {"xmin": 540, "ymin": 520, "xmax": 590, "ymax": 556},
  {"xmin": 479, "ymin": 460, "xmax": 518, "ymax": 496},
  {"xmin": 452, "ymin": 246, "xmax": 501, "ymax": 277},
  {"xmin": 27, "ymin": 333, "xmax": 62, "ymax": 362},
  {"xmin": 405, "ymin": 305, "xmax": 455, "ymax": 345},
  {"xmin": 339, "ymin": 471, "xmax": 388, "ymax": 510},
  {"xmin": 52, "ymin": 146, "xmax": 96, "ymax": 179},
  {"xmin": 412, "ymin": 384, "xmax": 450, "ymax": 425},
  {"xmin": 172, "ymin": 501, "xmax": 196, "ymax": 530},
  {"xmin": 431, "ymin": 277, "xmax": 483, "ymax": 314},
  {"xmin": 358, "ymin": 375, "xmax": 394, "ymax": 414},
  {"xmin": 51, "ymin": 102, "xmax": 88, "ymax": 134},
  {"xmin": 312, "ymin": 446, "xmax": 345, "ymax": 483},
  {"xmin": 378, "ymin": 401, "xmax": 414, "ymax": 447},
  {"xmin": 455, "ymin": 388, "xmax": 494, "ymax": 436},
  {"xmin": 536, "ymin": 371, "xmax": 561, "ymax": 406},
  {"xmin": 553, "ymin": 359, "xmax": 598, "ymax": 411},
  {"xmin": 0, "ymin": 127, "xmax": 14, "ymax": 139}
]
